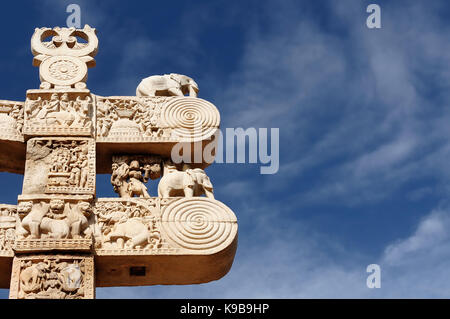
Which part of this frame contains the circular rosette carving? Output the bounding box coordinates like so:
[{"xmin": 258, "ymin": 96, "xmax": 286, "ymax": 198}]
[
  {"xmin": 161, "ymin": 198, "xmax": 237, "ymax": 253},
  {"xmin": 40, "ymin": 56, "xmax": 87, "ymax": 87},
  {"xmin": 160, "ymin": 97, "xmax": 220, "ymax": 142}
]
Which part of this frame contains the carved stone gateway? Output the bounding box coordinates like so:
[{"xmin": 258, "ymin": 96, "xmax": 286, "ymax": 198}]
[{"xmin": 0, "ymin": 26, "xmax": 237, "ymax": 299}]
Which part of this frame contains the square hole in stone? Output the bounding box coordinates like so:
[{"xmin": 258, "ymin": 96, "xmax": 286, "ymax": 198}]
[{"xmin": 129, "ymin": 266, "xmax": 146, "ymax": 276}]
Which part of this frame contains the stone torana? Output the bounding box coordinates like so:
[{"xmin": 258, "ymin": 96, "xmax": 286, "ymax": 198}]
[{"xmin": 0, "ymin": 25, "xmax": 238, "ymax": 299}]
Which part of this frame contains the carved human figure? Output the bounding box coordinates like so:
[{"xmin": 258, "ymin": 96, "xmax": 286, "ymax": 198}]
[
  {"xmin": 136, "ymin": 73, "xmax": 199, "ymax": 97},
  {"xmin": 59, "ymin": 93, "xmax": 70, "ymax": 112},
  {"xmin": 111, "ymin": 160, "xmax": 159, "ymax": 198},
  {"xmin": 69, "ymin": 96, "xmax": 82, "ymax": 126},
  {"xmin": 50, "ymin": 93, "xmax": 75, "ymax": 126},
  {"xmin": 158, "ymin": 162, "xmax": 214, "ymax": 198},
  {"xmin": 111, "ymin": 162, "xmax": 129, "ymax": 197},
  {"xmin": 96, "ymin": 100, "xmax": 117, "ymax": 137},
  {"xmin": 37, "ymin": 93, "xmax": 59, "ymax": 120},
  {"xmin": 70, "ymin": 96, "xmax": 91, "ymax": 128},
  {"xmin": 78, "ymin": 153, "xmax": 89, "ymax": 188},
  {"xmin": 26, "ymin": 96, "xmax": 42, "ymax": 119},
  {"xmin": 10, "ymin": 103, "xmax": 24, "ymax": 133},
  {"xmin": 79, "ymin": 96, "xmax": 91, "ymax": 127},
  {"xmin": 127, "ymin": 160, "xmax": 151, "ymax": 198}
]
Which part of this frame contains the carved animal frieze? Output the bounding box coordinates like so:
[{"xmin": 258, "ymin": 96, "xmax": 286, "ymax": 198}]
[
  {"xmin": 93, "ymin": 198, "xmax": 164, "ymax": 252},
  {"xmin": 24, "ymin": 92, "xmax": 93, "ymax": 136},
  {"xmin": 14, "ymin": 195, "xmax": 94, "ymax": 252},
  {"xmin": 2, "ymin": 197, "xmax": 237, "ymax": 256},
  {"xmin": 0, "ymin": 100, "xmax": 24, "ymax": 142},
  {"xmin": 9, "ymin": 255, "xmax": 94, "ymax": 299},
  {"xmin": 93, "ymin": 197, "xmax": 237, "ymax": 256},
  {"xmin": 96, "ymin": 96, "xmax": 172, "ymax": 141},
  {"xmin": 0, "ymin": 204, "xmax": 18, "ymax": 256}
]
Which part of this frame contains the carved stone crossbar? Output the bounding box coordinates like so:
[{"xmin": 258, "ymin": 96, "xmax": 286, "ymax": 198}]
[
  {"xmin": 0, "ymin": 26, "xmax": 237, "ymax": 299},
  {"xmin": 1, "ymin": 94, "xmax": 220, "ymax": 174}
]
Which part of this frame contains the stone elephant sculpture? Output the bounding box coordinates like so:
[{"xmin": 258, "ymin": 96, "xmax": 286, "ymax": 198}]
[
  {"xmin": 104, "ymin": 218, "xmax": 160, "ymax": 249},
  {"xmin": 136, "ymin": 73, "xmax": 199, "ymax": 97},
  {"xmin": 158, "ymin": 163, "xmax": 214, "ymax": 199}
]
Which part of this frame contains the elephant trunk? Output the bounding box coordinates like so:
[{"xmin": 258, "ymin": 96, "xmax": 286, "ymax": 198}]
[{"xmin": 188, "ymin": 82, "xmax": 199, "ymax": 97}]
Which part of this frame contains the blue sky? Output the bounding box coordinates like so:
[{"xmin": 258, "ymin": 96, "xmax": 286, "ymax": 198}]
[{"xmin": 1, "ymin": 0, "xmax": 450, "ymax": 298}]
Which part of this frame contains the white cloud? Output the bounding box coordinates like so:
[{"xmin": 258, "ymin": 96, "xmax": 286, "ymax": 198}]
[
  {"xmin": 383, "ymin": 210, "xmax": 449, "ymax": 267},
  {"xmin": 216, "ymin": 0, "xmax": 450, "ymax": 207}
]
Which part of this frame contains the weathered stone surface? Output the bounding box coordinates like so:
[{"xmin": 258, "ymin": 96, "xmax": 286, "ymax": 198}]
[
  {"xmin": 0, "ymin": 101, "xmax": 26, "ymax": 174},
  {"xmin": 22, "ymin": 138, "xmax": 96, "ymax": 195},
  {"xmin": 31, "ymin": 26, "xmax": 98, "ymax": 90},
  {"xmin": 0, "ymin": 204, "xmax": 17, "ymax": 257},
  {"xmin": 9, "ymin": 254, "xmax": 95, "ymax": 299},
  {"xmin": 24, "ymin": 91, "xmax": 94, "ymax": 138},
  {"xmin": 14, "ymin": 194, "xmax": 94, "ymax": 252},
  {"xmin": 0, "ymin": 101, "xmax": 24, "ymax": 142}
]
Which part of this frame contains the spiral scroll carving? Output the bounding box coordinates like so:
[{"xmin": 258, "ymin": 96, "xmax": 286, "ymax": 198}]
[
  {"xmin": 161, "ymin": 198, "xmax": 237, "ymax": 252},
  {"xmin": 160, "ymin": 97, "xmax": 220, "ymax": 141}
]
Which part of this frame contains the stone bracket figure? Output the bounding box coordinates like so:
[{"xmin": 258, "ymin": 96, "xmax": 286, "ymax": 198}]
[
  {"xmin": 158, "ymin": 161, "xmax": 214, "ymax": 199},
  {"xmin": 111, "ymin": 157, "xmax": 161, "ymax": 199}
]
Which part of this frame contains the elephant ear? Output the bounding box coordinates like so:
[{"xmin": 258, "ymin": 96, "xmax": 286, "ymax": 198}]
[
  {"xmin": 169, "ymin": 73, "xmax": 183, "ymax": 83},
  {"xmin": 183, "ymin": 172, "xmax": 195, "ymax": 187}
]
